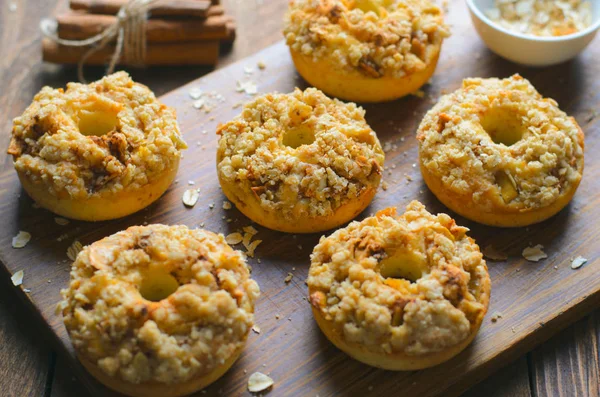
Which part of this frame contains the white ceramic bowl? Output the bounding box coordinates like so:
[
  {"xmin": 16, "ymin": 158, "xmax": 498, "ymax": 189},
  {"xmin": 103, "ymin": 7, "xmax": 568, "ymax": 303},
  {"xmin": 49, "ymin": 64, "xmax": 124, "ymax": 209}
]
[{"xmin": 466, "ymin": 0, "xmax": 600, "ymax": 66}]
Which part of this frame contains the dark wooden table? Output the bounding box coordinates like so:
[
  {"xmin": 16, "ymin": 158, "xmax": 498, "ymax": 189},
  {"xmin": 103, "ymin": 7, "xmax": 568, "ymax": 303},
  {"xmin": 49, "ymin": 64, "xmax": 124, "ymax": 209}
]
[{"xmin": 0, "ymin": 1, "xmax": 598, "ymax": 396}]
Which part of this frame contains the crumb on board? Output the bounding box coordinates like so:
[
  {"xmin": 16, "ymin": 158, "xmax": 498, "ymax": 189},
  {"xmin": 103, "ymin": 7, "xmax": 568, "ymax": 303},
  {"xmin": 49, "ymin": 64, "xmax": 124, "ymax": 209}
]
[
  {"xmin": 12, "ymin": 231, "xmax": 31, "ymax": 248},
  {"xmin": 225, "ymin": 232, "xmax": 243, "ymax": 245},
  {"xmin": 54, "ymin": 217, "xmax": 70, "ymax": 226},
  {"xmin": 284, "ymin": 273, "xmax": 293, "ymax": 283},
  {"xmin": 248, "ymin": 372, "xmax": 274, "ymax": 393},
  {"xmin": 483, "ymin": 244, "xmax": 508, "ymax": 261},
  {"xmin": 67, "ymin": 240, "xmax": 83, "ymax": 261},
  {"xmin": 571, "ymin": 256, "xmax": 588, "ymax": 269},
  {"xmin": 491, "ymin": 311, "xmax": 503, "ymax": 323},
  {"xmin": 182, "ymin": 189, "xmax": 199, "ymax": 207},
  {"xmin": 11, "ymin": 270, "xmax": 24, "ymax": 286},
  {"xmin": 522, "ymin": 244, "xmax": 547, "ymax": 262}
]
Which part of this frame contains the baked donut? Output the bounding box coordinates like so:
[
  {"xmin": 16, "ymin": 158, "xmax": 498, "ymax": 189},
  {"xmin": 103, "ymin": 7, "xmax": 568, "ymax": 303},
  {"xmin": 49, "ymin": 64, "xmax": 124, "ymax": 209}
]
[
  {"xmin": 283, "ymin": 0, "xmax": 450, "ymax": 102},
  {"xmin": 216, "ymin": 88, "xmax": 384, "ymax": 233},
  {"xmin": 60, "ymin": 224, "xmax": 260, "ymax": 397},
  {"xmin": 308, "ymin": 201, "xmax": 490, "ymax": 370},
  {"xmin": 8, "ymin": 72, "xmax": 187, "ymax": 221},
  {"xmin": 417, "ymin": 75, "xmax": 585, "ymax": 227}
]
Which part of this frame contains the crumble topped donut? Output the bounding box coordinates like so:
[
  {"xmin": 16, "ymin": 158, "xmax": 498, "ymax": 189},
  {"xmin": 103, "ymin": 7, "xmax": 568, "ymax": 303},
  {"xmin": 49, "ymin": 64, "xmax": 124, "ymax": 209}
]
[
  {"xmin": 216, "ymin": 88, "xmax": 384, "ymax": 233},
  {"xmin": 308, "ymin": 201, "xmax": 490, "ymax": 370},
  {"xmin": 284, "ymin": 0, "xmax": 450, "ymax": 102},
  {"xmin": 417, "ymin": 75, "xmax": 585, "ymax": 227},
  {"xmin": 8, "ymin": 72, "xmax": 187, "ymax": 221},
  {"xmin": 60, "ymin": 224, "xmax": 260, "ymax": 397}
]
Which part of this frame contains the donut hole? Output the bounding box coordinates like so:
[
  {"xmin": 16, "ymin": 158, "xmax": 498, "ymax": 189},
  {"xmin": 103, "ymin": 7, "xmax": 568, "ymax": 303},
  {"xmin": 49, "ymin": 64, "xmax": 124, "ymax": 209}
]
[
  {"xmin": 77, "ymin": 109, "xmax": 118, "ymax": 137},
  {"xmin": 282, "ymin": 125, "xmax": 316, "ymax": 149},
  {"xmin": 139, "ymin": 269, "xmax": 180, "ymax": 302},
  {"xmin": 379, "ymin": 251, "xmax": 425, "ymax": 284},
  {"xmin": 479, "ymin": 107, "xmax": 524, "ymax": 146}
]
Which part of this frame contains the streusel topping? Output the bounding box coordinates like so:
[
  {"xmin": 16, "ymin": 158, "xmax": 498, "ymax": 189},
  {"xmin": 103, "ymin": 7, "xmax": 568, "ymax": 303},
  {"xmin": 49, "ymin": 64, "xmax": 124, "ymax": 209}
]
[
  {"xmin": 308, "ymin": 201, "xmax": 489, "ymax": 355},
  {"xmin": 216, "ymin": 88, "xmax": 384, "ymax": 220},
  {"xmin": 8, "ymin": 72, "xmax": 187, "ymax": 199},
  {"xmin": 61, "ymin": 225, "xmax": 260, "ymax": 385},
  {"xmin": 284, "ymin": 0, "xmax": 450, "ymax": 78},
  {"xmin": 418, "ymin": 75, "xmax": 584, "ymax": 210}
]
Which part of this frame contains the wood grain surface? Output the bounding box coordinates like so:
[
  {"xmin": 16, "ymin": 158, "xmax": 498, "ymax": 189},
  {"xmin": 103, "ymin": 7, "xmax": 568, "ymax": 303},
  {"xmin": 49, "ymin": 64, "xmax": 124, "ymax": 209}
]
[{"xmin": 1, "ymin": 1, "xmax": 599, "ymax": 396}]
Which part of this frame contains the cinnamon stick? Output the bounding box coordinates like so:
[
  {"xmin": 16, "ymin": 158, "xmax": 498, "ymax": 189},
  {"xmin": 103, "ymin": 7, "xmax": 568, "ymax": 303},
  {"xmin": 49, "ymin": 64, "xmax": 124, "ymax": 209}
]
[
  {"xmin": 42, "ymin": 37, "xmax": 220, "ymax": 66},
  {"xmin": 70, "ymin": 0, "xmax": 212, "ymax": 18},
  {"xmin": 57, "ymin": 12, "xmax": 230, "ymax": 42}
]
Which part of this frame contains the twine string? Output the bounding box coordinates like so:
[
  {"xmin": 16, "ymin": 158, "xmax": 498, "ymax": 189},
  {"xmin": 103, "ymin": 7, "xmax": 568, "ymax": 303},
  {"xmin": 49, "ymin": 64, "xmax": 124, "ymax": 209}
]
[{"xmin": 40, "ymin": 0, "xmax": 158, "ymax": 82}]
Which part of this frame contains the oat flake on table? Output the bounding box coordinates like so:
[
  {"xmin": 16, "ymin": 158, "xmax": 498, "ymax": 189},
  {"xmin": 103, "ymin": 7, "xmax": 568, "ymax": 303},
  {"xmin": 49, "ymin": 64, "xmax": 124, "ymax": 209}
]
[
  {"xmin": 522, "ymin": 244, "xmax": 547, "ymax": 262},
  {"xmin": 483, "ymin": 244, "xmax": 509, "ymax": 261},
  {"xmin": 225, "ymin": 232, "xmax": 243, "ymax": 245},
  {"xmin": 67, "ymin": 240, "xmax": 83, "ymax": 261},
  {"xmin": 182, "ymin": 189, "xmax": 199, "ymax": 207},
  {"xmin": 571, "ymin": 256, "xmax": 588, "ymax": 269},
  {"xmin": 523, "ymin": 244, "xmax": 548, "ymax": 262},
  {"xmin": 248, "ymin": 372, "xmax": 274, "ymax": 393},
  {"xmin": 11, "ymin": 270, "xmax": 24, "ymax": 286},
  {"xmin": 12, "ymin": 231, "xmax": 31, "ymax": 248}
]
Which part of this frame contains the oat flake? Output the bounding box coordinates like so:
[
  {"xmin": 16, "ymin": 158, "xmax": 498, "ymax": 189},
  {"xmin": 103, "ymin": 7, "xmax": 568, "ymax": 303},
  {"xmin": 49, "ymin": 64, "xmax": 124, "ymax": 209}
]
[
  {"xmin": 225, "ymin": 232, "xmax": 243, "ymax": 245},
  {"xmin": 12, "ymin": 231, "xmax": 31, "ymax": 248},
  {"xmin": 483, "ymin": 245, "xmax": 508, "ymax": 261},
  {"xmin": 11, "ymin": 270, "xmax": 24, "ymax": 286},
  {"xmin": 522, "ymin": 244, "xmax": 547, "ymax": 262},
  {"xmin": 54, "ymin": 217, "xmax": 70, "ymax": 226},
  {"xmin": 248, "ymin": 372, "xmax": 274, "ymax": 393},
  {"xmin": 182, "ymin": 189, "xmax": 199, "ymax": 207},
  {"xmin": 67, "ymin": 240, "xmax": 83, "ymax": 261},
  {"xmin": 571, "ymin": 256, "xmax": 588, "ymax": 269}
]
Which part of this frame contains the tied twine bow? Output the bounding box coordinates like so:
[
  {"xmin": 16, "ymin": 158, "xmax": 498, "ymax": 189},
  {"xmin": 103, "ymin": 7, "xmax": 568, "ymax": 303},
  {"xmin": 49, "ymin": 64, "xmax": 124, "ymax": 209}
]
[{"xmin": 40, "ymin": 0, "xmax": 159, "ymax": 82}]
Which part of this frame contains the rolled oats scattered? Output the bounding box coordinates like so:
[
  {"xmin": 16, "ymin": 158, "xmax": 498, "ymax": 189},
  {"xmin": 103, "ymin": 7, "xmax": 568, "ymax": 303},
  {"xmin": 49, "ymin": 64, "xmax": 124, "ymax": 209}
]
[
  {"xmin": 245, "ymin": 240, "xmax": 262, "ymax": 258},
  {"xmin": 284, "ymin": 273, "xmax": 293, "ymax": 283},
  {"xmin": 571, "ymin": 256, "xmax": 588, "ymax": 269},
  {"xmin": 182, "ymin": 189, "xmax": 199, "ymax": 207},
  {"xmin": 522, "ymin": 244, "xmax": 547, "ymax": 262},
  {"xmin": 54, "ymin": 217, "xmax": 70, "ymax": 226},
  {"xmin": 483, "ymin": 245, "xmax": 508, "ymax": 261},
  {"xmin": 236, "ymin": 80, "xmax": 258, "ymax": 96},
  {"xmin": 490, "ymin": 311, "xmax": 503, "ymax": 322},
  {"xmin": 223, "ymin": 201, "xmax": 232, "ymax": 210},
  {"xmin": 243, "ymin": 226, "xmax": 258, "ymax": 235},
  {"xmin": 189, "ymin": 87, "xmax": 204, "ymax": 99},
  {"xmin": 11, "ymin": 270, "xmax": 24, "ymax": 286},
  {"xmin": 252, "ymin": 325, "xmax": 261, "ymax": 334},
  {"xmin": 67, "ymin": 240, "xmax": 83, "ymax": 261},
  {"xmin": 225, "ymin": 232, "xmax": 244, "ymax": 245},
  {"xmin": 248, "ymin": 372, "xmax": 274, "ymax": 393},
  {"xmin": 12, "ymin": 231, "xmax": 31, "ymax": 248}
]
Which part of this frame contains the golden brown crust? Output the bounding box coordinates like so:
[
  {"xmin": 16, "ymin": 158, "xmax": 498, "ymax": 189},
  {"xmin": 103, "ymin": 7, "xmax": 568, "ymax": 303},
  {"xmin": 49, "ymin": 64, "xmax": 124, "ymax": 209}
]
[
  {"xmin": 284, "ymin": 0, "xmax": 450, "ymax": 79},
  {"xmin": 308, "ymin": 201, "xmax": 490, "ymax": 364},
  {"xmin": 417, "ymin": 75, "xmax": 584, "ymax": 222},
  {"xmin": 216, "ymin": 88, "xmax": 384, "ymax": 226},
  {"xmin": 8, "ymin": 72, "xmax": 187, "ymax": 200},
  {"xmin": 60, "ymin": 225, "xmax": 260, "ymax": 387}
]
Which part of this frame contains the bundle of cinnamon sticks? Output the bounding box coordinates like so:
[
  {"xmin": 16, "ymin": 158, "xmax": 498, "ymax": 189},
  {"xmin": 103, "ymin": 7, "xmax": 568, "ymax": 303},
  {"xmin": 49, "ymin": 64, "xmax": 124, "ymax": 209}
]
[{"xmin": 43, "ymin": 0, "xmax": 235, "ymax": 66}]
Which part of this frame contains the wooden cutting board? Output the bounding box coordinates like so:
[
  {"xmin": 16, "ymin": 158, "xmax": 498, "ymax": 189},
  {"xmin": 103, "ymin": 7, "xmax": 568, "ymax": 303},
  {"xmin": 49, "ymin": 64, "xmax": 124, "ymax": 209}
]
[{"xmin": 1, "ymin": 3, "xmax": 599, "ymax": 396}]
